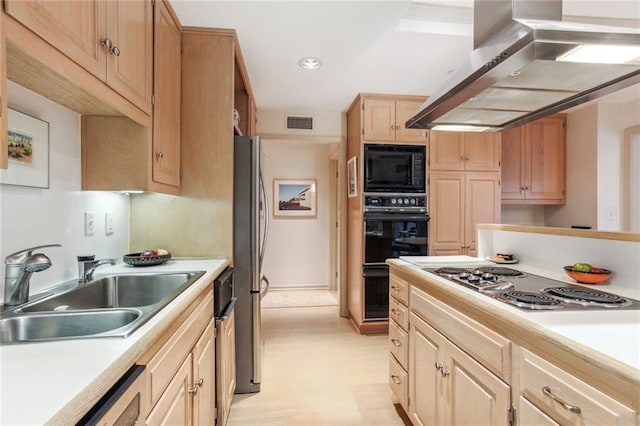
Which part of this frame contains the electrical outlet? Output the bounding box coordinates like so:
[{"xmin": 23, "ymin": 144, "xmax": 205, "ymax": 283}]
[
  {"xmin": 85, "ymin": 211, "xmax": 95, "ymax": 236},
  {"xmin": 105, "ymin": 212, "xmax": 114, "ymax": 235}
]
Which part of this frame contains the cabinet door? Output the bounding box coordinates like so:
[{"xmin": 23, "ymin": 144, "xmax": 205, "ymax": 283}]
[
  {"xmin": 4, "ymin": 0, "xmax": 107, "ymax": 80},
  {"xmin": 396, "ymin": 101, "xmax": 427, "ymax": 143},
  {"xmin": 429, "ymin": 131, "xmax": 466, "ymax": 171},
  {"xmin": 152, "ymin": 0, "xmax": 181, "ymax": 187},
  {"xmin": 465, "ymin": 172, "xmax": 501, "ymax": 256},
  {"xmin": 525, "ymin": 117, "xmax": 566, "ymax": 203},
  {"xmin": 105, "ymin": 0, "xmax": 152, "ymax": 114},
  {"xmin": 500, "ymin": 127, "xmax": 526, "ymax": 200},
  {"xmin": 409, "ymin": 313, "xmax": 446, "ymax": 426},
  {"xmin": 217, "ymin": 309, "xmax": 237, "ymax": 426},
  {"xmin": 146, "ymin": 354, "xmax": 192, "ymax": 426},
  {"xmin": 465, "ymin": 133, "xmax": 501, "ymax": 171},
  {"xmin": 447, "ymin": 341, "xmax": 511, "ymax": 426},
  {"xmin": 363, "ymin": 99, "xmax": 395, "ymax": 141},
  {"xmin": 0, "ymin": 13, "xmax": 7, "ymax": 169},
  {"xmin": 518, "ymin": 397, "xmax": 559, "ymax": 426},
  {"xmin": 429, "ymin": 172, "xmax": 465, "ymax": 255},
  {"xmin": 193, "ymin": 321, "xmax": 216, "ymax": 426}
]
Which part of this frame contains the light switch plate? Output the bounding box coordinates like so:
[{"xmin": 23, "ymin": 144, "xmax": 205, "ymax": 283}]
[
  {"xmin": 84, "ymin": 211, "xmax": 95, "ymax": 236},
  {"xmin": 105, "ymin": 212, "xmax": 114, "ymax": 235}
]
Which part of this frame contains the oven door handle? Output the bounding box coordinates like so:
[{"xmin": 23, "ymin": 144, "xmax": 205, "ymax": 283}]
[{"xmin": 364, "ymin": 213, "xmax": 430, "ymax": 221}]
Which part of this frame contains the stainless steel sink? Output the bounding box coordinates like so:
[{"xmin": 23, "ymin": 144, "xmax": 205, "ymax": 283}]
[
  {"xmin": 0, "ymin": 271, "xmax": 205, "ymax": 344},
  {"xmin": 0, "ymin": 310, "xmax": 141, "ymax": 343},
  {"xmin": 21, "ymin": 272, "xmax": 201, "ymax": 311}
]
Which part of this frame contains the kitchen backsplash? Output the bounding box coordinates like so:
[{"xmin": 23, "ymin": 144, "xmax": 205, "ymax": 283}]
[{"xmin": 0, "ymin": 82, "xmax": 130, "ymax": 302}]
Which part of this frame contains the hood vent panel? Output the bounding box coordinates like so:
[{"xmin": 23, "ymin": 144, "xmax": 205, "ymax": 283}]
[
  {"xmin": 408, "ymin": 0, "xmax": 640, "ymax": 131},
  {"xmin": 286, "ymin": 116, "xmax": 313, "ymax": 130}
]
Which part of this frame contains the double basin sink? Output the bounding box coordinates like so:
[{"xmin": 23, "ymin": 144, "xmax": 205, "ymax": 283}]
[{"xmin": 0, "ymin": 271, "xmax": 204, "ymax": 344}]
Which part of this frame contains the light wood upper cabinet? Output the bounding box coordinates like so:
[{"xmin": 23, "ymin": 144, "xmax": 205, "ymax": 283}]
[
  {"xmin": 81, "ymin": 0, "xmax": 180, "ymax": 195},
  {"xmin": 429, "ymin": 171, "xmax": 500, "ymax": 256},
  {"xmin": 5, "ymin": 0, "xmax": 152, "ymax": 115},
  {"xmin": 0, "ymin": 13, "xmax": 7, "ymax": 169},
  {"xmin": 501, "ymin": 115, "xmax": 566, "ymax": 204},
  {"xmin": 363, "ymin": 97, "xmax": 427, "ymax": 143},
  {"xmin": 429, "ymin": 131, "xmax": 501, "ymax": 171},
  {"xmin": 152, "ymin": 0, "xmax": 181, "ymax": 187}
]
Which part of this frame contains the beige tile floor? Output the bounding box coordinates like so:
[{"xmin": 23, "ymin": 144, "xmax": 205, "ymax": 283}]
[{"xmin": 226, "ymin": 305, "xmax": 407, "ymax": 426}]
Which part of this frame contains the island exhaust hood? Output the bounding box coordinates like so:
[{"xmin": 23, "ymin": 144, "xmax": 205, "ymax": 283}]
[{"xmin": 406, "ymin": 0, "xmax": 640, "ymax": 132}]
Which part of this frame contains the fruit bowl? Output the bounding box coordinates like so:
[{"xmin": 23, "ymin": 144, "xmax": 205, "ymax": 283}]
[
  {"xmin": 123, "ymin": 252, "xmax": 171, "ymax": 267},
  {"xmin": 563, "ymin": 265, "xmax": 612, "ymax": 284}
]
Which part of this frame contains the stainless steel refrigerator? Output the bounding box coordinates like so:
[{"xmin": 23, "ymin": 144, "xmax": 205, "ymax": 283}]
[{"xmin": 233, "ymin": 135, "xmax": 269, "ymax": 393}]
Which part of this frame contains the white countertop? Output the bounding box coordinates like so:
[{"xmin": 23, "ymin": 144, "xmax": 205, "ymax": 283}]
[
  {"xmin": 0, "ymin": 258, "xmax": 229, "ymax": 426},
  {"xmin": 396, "ymin": 256, "xmax": 640, "ymax": 371}
]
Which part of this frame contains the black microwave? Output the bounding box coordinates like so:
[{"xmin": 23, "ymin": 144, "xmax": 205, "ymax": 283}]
[{"xmin": 363, "ymin": 144, "xmax": 426, "ymax": 193}]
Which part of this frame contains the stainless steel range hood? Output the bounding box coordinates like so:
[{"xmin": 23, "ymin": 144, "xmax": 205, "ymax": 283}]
[{"xmin": 406, "ymin": 0, "xmax": 640, "ymax": 131}]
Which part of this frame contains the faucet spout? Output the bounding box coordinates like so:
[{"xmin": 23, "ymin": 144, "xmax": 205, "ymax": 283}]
[
  {"xmin": 3, "ymin": 251, "xmax": 56, "ymax": 306},
  {"xmin": 79, "ymin": 258, "xmax": 117, "ymax": 283}
]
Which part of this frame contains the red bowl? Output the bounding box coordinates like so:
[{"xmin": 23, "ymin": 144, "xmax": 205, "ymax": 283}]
[{"xmin": 563, "ymin": 266, "xmax": 612, "ymax": 284}]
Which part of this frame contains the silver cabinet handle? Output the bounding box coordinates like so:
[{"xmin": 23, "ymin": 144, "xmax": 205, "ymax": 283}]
[
  {"xmin": 391, "ymin": 338, "xmax": 401, "ymax": 347},
  {"xmin": 194, "ymin": 378, "xmax": 204, "ymax": 387},
  {"xmin": 110, "ymin": 46, "xmax": 121, "ymax": 56},
  {"xmin": 390, "ymin": 308, "xmax": 400, "ymax": 316},
  {"xmin": 391, "ymin": 375, "xmax": 401, "ymax": 385},
  {"xmin": 541, "ymin": 386, "xmax": 581, "ymax": 414},
  {"xmin": 188, "ymin": 385, "xmax": 199, "ymax": 394},
  {"xmin": 435, "ymin": 362, "xmax": 450, "ymax": 376},
  {"xmin": 100, "ymin": 38, "xmax": 113, "ymax": 49},
  {"xmin": 156, "ymin": 151, "xmax": 164, "ymax": 160}
]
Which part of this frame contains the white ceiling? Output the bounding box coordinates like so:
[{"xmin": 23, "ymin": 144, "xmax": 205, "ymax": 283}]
[{"xmin": 170, "ymin": 1, "xmax": 640, "ymax": 114}]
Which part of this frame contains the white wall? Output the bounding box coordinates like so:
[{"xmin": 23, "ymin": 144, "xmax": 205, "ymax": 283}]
[
  {"xmin": 500, "ymin": 205, "xmax": 545, "ymax": 226},
  {"xmin": 0, "ymin": 82, "xmax": 130, "ymax": 302},
  {"xmin": 261, "ymin": 140, "xmax": 331, "ymax": 288},
  {"xmin": 545, "ymin": 105, "xmax": 598, "ymax": 229}
]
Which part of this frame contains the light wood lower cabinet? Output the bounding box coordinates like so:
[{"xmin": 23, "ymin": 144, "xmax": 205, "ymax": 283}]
[
  {"xmin": 96, "ymin": 367, "xmax": 149, "ymax": 425},
  {"xmin": 409, "ymin": 312, "xmax": 511, "ymax": 426},
  {"xmin": 216, "ymin": 307, "xmax": 236, "ymax": 426},
  {"xmin": 515, "ymin": 347, "xmax": 636, "ymax": 425},
  {"xmin": 143, "ymin": 288, "xmax": 216, "ymax": 426}
]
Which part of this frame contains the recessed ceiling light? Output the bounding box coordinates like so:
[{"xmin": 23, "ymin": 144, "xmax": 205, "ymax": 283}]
[{"xmin": 298, "ymin": 57, "xmax": 322, "ymax": 70}]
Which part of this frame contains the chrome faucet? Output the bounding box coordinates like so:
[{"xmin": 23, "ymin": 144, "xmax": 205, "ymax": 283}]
[
  {"xmin": 3, "ymin": 244, "xmax": 61, "ymax": 306},
  {"xmin": 78, "ymin": 256, "xmax": 117, "ymax": 283}
]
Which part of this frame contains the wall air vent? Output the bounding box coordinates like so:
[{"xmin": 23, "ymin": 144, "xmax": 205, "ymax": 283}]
[{"xmin": 286, "ymin": 116, "xmax": 313, "ymax": 130}]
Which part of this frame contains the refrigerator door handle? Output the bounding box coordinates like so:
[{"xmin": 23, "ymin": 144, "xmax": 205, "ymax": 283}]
[
  {"xmin": 259, "ymin": 171, "xmax": 269, "ymax": 271},
  {"xmin": 260, "ymin": 275, "xmax": 270, "ymax": 300}
]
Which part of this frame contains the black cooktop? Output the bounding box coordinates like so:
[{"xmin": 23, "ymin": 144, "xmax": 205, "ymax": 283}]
[{"xmin": 426, "ymin": 266, "xmax": 640, "ymax": 311}]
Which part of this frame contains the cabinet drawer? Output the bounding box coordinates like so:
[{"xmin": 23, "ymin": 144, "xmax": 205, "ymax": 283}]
[
  {"xmin": 389, "ymin": 353, "xmax": 408, "ymax": 410},
  {"xmin": 146, "ymin": 290, "xmax": 213, "ymax": 407},
  {"xmin": 518, "ymin": 348, "xmax": 636, "ymax": 425},
  {"xmin": 389, "ymin": 319, "xmax": 408, "ymax": 369},
  {"xmin": 410, "ymin": 286, "xmax": 510, "ymax": 380},
  {"xmin": 389, "ymin": 297, "xmax": 408, "ymax": 331},
  {"xmin": 389, "ymin": 274, "xmax": 409, "ymax": 306}
]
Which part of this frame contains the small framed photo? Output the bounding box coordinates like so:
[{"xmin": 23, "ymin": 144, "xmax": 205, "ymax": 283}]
[
  {"xmin": 273, "ymin": 179, "xmax": 317, "ymax": 218},
  {"xmin": 347, "ymin": 156, "xmax": 357, "ymax": 198},
  {"xmin": 0, "ymin": 108, "xmax": 50, "ymax": 189}
]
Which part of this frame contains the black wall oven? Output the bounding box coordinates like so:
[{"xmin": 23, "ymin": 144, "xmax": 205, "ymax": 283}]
[
  {"xmin": 363, "ymin": 144, "xmax": 426, "ymax": 193},
  {"xmin": 362, "ymin": 194, "xmax": 429, "ymax": 321}
]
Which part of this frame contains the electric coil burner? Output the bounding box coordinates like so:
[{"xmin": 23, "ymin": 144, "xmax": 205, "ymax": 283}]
[
  {"xmin": 498, "ymin": 291, "xmax": 565, "ymax": 310},
  {"xmin": 542, "ymin": 287, "xmax": 633, "ymax": 308},
  {"xmin": 425, "ymin": 265, "xmax": 640, "ymax": 312}
]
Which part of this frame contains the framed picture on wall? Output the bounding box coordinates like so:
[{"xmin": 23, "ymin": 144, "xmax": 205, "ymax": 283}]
[
  {"xmin": 347, "ymin": 156, "xmax": 357, "ymax": 198},
  {"xmin": 0, "ymin": 108, "xmax": 50, "ymax": 189},
  {"xmin": 273, "ymin": 179, "xmax": 317, "ymax": 218}
]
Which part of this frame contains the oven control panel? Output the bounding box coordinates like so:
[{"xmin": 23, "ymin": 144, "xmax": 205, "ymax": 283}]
[{"xmin": 364, "ymin": 194, "xmax": 427, "ymax": 212}]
